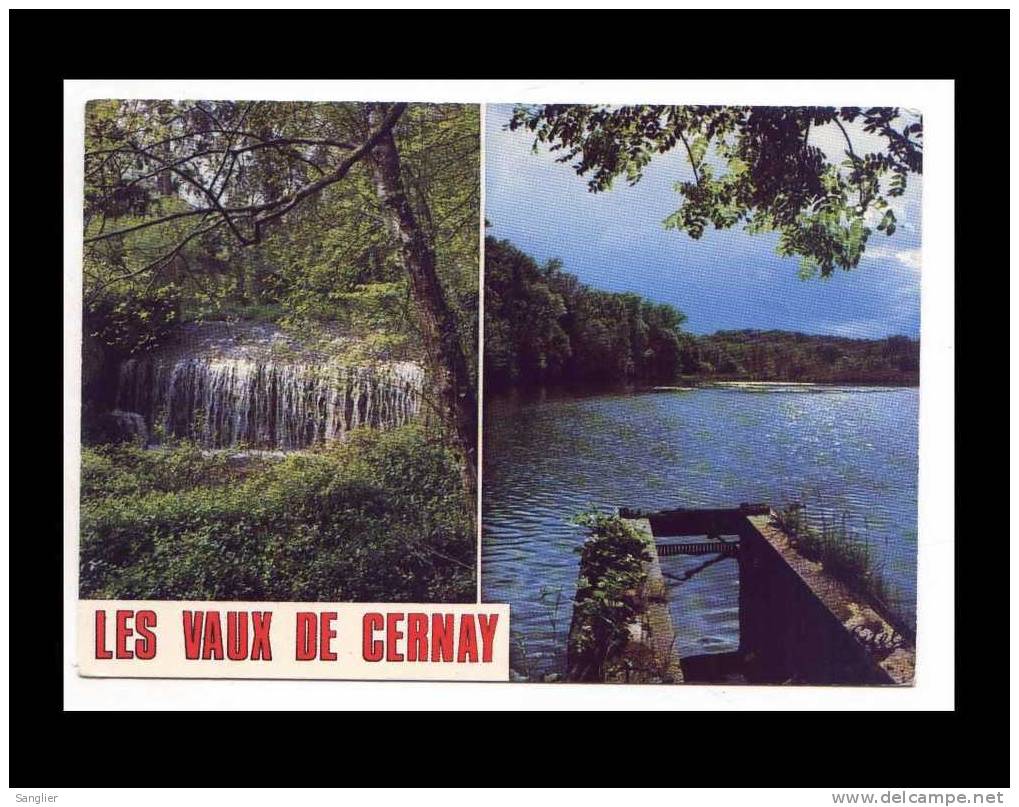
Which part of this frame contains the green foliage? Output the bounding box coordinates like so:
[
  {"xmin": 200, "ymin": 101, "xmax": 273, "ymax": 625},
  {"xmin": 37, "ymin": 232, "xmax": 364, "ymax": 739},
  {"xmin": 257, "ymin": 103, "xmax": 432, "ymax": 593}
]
[
  {"xmin": 83, "ymin": 100, "xmax": 479, "ymax": 385},
  {"xmin": 80, "ymin": 427, "xmax": 475, "ymax": 602},
  {"xmin": 687, "ymin": 330, "xmax": 919, "ymax": 383},
  {"xmin": 398, "ymin": 104, "xmax": 481, "ymax": 379},
  {"xmin": 85, "ymin": 281, "xmax": 183, "ymax": 356},
  {"xmin": 79, "ymin": 99, "xmax": 480, "ymax": 601},
  {"xmin": 485, "ymin": 237, "xmax": 919, "ymax": 389},
  {"xmin": 567, "ymin": 512, "xmax": 651, "ymax": 682},
  {"xmin": 510, "ymin": 105, "xmax": 922, "ymax": 277},
  {"xmin": 83, "ymin": 191, "xmax": 237, "ymax": 352},
  {"xmin": 485, "ymin": 236, "xmax": 687, "ymax": 388}
]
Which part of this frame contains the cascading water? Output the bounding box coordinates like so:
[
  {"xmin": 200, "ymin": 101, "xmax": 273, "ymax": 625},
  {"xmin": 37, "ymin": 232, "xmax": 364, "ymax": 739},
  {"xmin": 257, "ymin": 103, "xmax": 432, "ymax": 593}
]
[{"xmin": 111, "ymin": 324, "xmax": 425, "ymax": 450}]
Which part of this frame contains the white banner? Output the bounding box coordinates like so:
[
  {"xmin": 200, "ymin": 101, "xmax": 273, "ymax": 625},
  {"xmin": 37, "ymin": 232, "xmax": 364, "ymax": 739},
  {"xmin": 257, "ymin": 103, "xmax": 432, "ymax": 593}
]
[{"xmin": 78, "ymin": 601, "xmax": 510, "ymax": 681}]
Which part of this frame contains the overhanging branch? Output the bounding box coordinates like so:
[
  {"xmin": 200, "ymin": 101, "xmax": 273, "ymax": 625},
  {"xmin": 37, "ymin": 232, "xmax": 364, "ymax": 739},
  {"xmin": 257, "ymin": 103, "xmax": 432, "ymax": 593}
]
[{"xmin": 84, "ymin": 103, "xmax": 408, "ymax": 248}]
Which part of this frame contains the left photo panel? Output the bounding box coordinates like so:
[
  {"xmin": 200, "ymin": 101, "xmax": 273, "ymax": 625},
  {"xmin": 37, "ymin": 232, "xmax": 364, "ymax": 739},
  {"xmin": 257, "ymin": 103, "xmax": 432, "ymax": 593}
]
[{"xmin": 76, "ymin": 99, "xmax": 500, "ymax": 679}]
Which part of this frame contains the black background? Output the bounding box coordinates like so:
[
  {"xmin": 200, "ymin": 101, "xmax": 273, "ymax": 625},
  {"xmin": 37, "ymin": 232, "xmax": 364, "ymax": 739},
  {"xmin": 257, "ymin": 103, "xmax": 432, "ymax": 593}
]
[{"xmin": 8, "ymin": 8, "xmax": 1009, "ymax": 787}]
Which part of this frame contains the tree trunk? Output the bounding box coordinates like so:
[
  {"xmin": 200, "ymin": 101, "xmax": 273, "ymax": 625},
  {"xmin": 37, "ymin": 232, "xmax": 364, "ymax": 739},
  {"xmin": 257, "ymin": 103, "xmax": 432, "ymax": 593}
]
[{"xmin": 366, "ymin": 105, "xmax": 478, "ymax": 498}]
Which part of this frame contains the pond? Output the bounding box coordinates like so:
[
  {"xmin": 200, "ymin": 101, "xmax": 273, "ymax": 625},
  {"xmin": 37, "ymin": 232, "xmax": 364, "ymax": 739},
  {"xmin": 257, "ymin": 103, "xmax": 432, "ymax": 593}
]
[{"xmin": 481, "ymin": 385, "xmax": 919, "ymax": 680}]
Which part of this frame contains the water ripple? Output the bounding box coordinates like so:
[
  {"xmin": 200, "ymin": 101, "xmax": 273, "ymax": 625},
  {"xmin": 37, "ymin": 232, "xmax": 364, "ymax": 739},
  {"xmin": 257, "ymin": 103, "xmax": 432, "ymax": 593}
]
[{"xmin": 482, "ymin": 386, "xmax": 919, "ymax": 678}]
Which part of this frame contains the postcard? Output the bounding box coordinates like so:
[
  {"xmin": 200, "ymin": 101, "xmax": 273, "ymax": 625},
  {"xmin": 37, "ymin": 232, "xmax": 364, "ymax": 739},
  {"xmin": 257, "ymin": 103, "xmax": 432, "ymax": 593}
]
[{"xmin": 73, "ymin": 94, "xmax": 926, "ymax": 689}]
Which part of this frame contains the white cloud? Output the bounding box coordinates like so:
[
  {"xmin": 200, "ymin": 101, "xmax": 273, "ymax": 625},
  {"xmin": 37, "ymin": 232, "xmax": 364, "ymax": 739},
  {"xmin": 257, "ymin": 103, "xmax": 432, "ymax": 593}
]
[
  {"xmin": 866, "ymin": 244, "xmax": 922, "ymax": 272},
  {"xmin": 894, "ymin": 248, "xmax": 922, "ymax": 271}
]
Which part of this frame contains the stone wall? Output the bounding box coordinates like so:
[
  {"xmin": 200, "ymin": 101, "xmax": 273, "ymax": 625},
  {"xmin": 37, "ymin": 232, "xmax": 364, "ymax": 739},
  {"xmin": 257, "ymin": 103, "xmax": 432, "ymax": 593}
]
[
  {"xmin": 737, "ymin": 515, "xmax": 913, "ymax": 685},
  {"xmin": 610, "ymin": 506, "xmax": 915, "ymax": 686}
]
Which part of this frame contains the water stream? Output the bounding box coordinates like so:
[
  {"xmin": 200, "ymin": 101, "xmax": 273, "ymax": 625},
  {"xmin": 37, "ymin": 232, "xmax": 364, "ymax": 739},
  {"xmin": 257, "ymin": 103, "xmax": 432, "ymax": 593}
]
[{"xmin": 108, "ymin": 322, "xmax": 425, "ymax": 450}]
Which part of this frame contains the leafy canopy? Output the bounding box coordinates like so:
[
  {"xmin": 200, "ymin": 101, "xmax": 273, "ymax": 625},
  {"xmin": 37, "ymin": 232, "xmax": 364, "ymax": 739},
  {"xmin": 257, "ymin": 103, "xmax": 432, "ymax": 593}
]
[
  {"xmin": 509, "ymin": 105, "xmax": 922, "ymax": 278},
  {"xmin": 83, "ymin": 101, "xmax": 479, "ymax": 370}
]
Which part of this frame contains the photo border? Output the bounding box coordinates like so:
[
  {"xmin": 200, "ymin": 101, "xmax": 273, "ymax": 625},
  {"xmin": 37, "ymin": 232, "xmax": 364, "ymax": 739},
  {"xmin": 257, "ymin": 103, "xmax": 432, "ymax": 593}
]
[
  {"xmin": 61, "ymin": 77, "xmax": 953, "ymax": 712},
  {"xmin": 7, "ymin": 8, "xmax": 1007, "ymax": 787}
]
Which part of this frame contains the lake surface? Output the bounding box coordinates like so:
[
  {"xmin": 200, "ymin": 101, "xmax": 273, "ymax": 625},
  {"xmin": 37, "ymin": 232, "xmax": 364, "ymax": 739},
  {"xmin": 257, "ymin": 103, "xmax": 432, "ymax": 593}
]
[{"xmin": 481, "ymin": 385, "xmax": 919, "ymax": 680}]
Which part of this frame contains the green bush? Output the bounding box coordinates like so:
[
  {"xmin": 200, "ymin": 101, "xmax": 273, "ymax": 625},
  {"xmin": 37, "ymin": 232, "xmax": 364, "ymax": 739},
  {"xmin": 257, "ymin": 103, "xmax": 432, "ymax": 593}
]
[
  {"xmin": 80, "ymin": 427, "xmax": 475, "ymax": 602},
  {"xmin": 81, "ymin": 443, "xmax": 242, "ymax": 499},
  {"xmin": 566, "ymin": 512, "xmax": 651, "ymax": 681},
  {"xmin": 85, "ymin": 283, "xmax": 182, "ymax": 356}
]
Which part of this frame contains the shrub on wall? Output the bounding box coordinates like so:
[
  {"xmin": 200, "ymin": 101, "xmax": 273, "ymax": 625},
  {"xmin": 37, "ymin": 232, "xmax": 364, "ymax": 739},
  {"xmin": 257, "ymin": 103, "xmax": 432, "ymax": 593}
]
[{"xmin": 566, "ymin": 512, "xmax": 651, "ymax": 682}]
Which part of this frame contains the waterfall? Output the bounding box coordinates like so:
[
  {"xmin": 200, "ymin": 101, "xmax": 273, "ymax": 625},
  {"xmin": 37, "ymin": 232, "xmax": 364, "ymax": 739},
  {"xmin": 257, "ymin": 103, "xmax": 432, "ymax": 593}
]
[{"xmin": 114, "ymin": 356, "xmax": 425, "ymax": 450}]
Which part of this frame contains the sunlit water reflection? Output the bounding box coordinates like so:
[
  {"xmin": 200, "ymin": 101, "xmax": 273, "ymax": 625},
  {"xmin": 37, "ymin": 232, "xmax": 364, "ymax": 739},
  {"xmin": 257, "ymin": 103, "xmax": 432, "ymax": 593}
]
[{"xmin": 482, "ymin": 385, "xmax": 919, "ymax": 679}]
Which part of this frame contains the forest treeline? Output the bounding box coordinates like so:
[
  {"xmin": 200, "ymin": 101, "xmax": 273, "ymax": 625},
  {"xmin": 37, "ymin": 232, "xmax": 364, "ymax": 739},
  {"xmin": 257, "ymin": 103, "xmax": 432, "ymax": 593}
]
[{"xmin": 485, "ymin": 236, "xmax": 920, "ymax": 389}]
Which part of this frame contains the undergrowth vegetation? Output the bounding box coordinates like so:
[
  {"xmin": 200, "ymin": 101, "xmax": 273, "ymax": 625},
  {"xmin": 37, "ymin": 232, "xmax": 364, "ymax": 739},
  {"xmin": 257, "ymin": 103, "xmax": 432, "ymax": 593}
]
[
  {"xmin": 80, "ymin": 426, "xmax": 475, "ymax": 603},
  {"xmin": 566, "ymin": 512, "xmax": 651, "ymax": 682},
  {"xmin": 773, "ymin": 504, "xmax": 896, "ymax": 618}
]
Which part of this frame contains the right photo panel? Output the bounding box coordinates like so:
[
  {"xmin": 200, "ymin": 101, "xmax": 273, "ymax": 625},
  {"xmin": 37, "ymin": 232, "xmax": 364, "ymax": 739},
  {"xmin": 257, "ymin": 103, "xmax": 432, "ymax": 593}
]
[{"xmin": 482, "ymin": 103, "xmax": 922, "ymax": 685}]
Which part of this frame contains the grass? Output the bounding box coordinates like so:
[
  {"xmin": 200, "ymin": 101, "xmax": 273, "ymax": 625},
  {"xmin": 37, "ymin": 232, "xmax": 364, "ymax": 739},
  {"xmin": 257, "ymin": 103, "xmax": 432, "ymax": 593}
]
[
  {"xmin": 773, "ymin": 504, "xmax": 897, "ymax": 618},
  {"xmin": 507, "ymin": 585, "xmax": 569, "ymax": 683},
  {"xmin": 79, "ymin": 426, "xmax": 475, "ymax": 603}
]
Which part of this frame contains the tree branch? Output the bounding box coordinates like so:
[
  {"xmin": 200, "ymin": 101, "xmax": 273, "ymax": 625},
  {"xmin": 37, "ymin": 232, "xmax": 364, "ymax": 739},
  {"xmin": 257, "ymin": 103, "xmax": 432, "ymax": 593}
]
[
  {"xmin": 85, "ymin": 216, "xmax": 225, "ymax": 302},
  {"xmin": 250, "ymin": 102, "xmax": 407, "ymax": 241},
  {"xmin": 127, "ymin": 139, "xmax": 255, "ymax": 245},
  {"xmin": 678, "ymin": 130, "xmax": 702, "ymax": 185},
  {"xmin": 84, "ymin": 207, "xmax": 214, "ymax": 243},
  {"xmin": 833, "ymin": 117, "xmax": 857, "ymax": 159},
  {"xmin": 85, "ymin": 103, "xmax": 407, "ymax": 248}
]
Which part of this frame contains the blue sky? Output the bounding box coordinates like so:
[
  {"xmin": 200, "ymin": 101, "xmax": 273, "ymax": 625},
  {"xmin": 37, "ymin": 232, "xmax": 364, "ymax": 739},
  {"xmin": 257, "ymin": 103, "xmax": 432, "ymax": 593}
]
[{"xmin": 485, "ymin": 104, "xmax": 922, "ymax": 338}]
